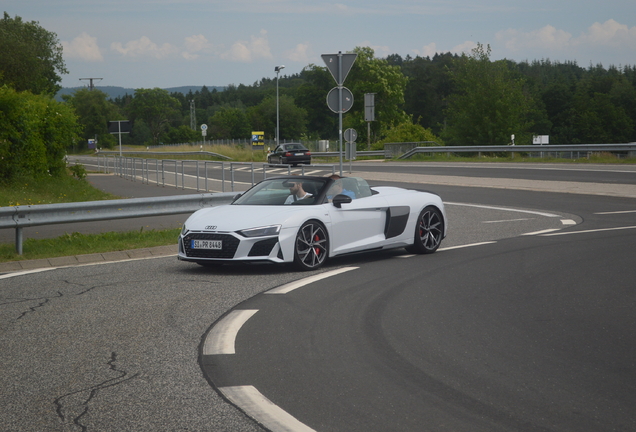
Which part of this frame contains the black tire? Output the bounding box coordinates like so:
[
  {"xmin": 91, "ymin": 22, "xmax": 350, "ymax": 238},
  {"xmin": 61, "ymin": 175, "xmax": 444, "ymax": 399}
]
[
  {"xmin": 294, "ymin": 220, "xmax": 329, "ymax": 270},
  {"xmin": 405, "ymin": 206, "xmax": 444, "ymax": 254}
]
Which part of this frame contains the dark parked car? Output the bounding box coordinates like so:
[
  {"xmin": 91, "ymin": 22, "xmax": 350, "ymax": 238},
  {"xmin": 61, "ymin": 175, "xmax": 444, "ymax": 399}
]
[{"xmin": 267, "ymin": 143, "xmax": 312, "ymax": 165}]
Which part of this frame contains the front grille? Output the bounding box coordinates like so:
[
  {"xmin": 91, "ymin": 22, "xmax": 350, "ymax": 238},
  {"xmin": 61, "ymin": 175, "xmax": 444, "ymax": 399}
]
[
  {"xmin": 248, "ymin": 238, "xmax": 278, "ymax": 257},
  {"xmin": 183, "ymin": 233, "xmax": 240, "ymax": 259}
]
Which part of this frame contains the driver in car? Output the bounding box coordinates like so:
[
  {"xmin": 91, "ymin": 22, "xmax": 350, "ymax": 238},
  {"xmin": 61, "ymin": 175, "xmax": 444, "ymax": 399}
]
[
  {"xmin": 284, "ymin": 181, "xmax": 313, "ymax": 204},
  {"xmin": 326, "ymin": 175, "xmax": 356, "ymax": 201}
]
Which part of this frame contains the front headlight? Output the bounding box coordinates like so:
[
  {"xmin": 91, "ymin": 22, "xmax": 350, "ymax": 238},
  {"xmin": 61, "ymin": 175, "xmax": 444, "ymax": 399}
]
[
  {"xmin": 237, "ymin": 224, "xmax": 281, "ymax": 237},
  {"xmin": 181, "ymin": 224, "xmax": 188, "ymax": 236}
]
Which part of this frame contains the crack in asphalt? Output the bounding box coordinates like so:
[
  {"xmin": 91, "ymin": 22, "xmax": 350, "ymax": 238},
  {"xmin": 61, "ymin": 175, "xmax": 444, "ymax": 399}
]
[
  {"xmin": 53, "ymin": 352, "xmax": 139, "ymax": 432},
  {"xmin": 6, "ymin": 291, "xmax": 65, "ymax": 320}
]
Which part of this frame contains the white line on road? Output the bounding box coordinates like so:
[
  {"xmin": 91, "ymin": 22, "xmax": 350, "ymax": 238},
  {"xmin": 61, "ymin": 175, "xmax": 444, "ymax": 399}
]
[
  {"xmin": 446, "ymin": 202, "xmax": 561, "ymax": 218},
  {"xmin": 595, "ymin": 210, "xmax": 636, "ymax": 215},
  {"xmin": 541, "ymin": 225, "xmax": 636, "ymax": 236},
  {"xmin": 202, "ymin": 309, "xmax": 259, "ymax": 355},
  {"xmin": 219, "ymin": 385, "xmax": 316, "ymax": 432},
  {"xmin": 483, "ymin": 218, "xmax": 532, "ymax": 223},
  {"xmin": 521, "ymin": 228, "xmax": 562, "ymax": 236},
  {"xmin": 438, "ymin": 241, "xmax": 497, "ymax": 251},
  {"xmin": 265, "ymin": 267, "xmax": 358, "ymax": 294}
]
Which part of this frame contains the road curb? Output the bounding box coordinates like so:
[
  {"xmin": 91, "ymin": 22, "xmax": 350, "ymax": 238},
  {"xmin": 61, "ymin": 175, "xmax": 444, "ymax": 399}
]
[{"xmin": 0, "ymin": 244, "xmax": 176, "ymax": 274}]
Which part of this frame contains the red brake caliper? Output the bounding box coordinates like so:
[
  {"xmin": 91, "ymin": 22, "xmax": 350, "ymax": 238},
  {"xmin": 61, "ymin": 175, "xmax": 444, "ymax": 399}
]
[{"xmin": 314, "ymin": 234, "xmax": 321, "ymax": 256}]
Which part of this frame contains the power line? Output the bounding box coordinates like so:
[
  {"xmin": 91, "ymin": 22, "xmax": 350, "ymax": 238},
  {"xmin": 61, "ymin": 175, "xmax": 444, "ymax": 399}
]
[{"xmin": 79, "ymin": 78, "xmax": 103, "ymax": 90}]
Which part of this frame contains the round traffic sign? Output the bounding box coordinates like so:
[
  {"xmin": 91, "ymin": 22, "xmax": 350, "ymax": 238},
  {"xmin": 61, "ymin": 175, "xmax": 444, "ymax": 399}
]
[
  {"xmin": 200, "ymin": 124, "xmax": 208, "ymax": 130},
  {"xmin": 326, "ymin": 87, "xmax": 354, "ymax": 113},
  {"xmin": 344, "ymin": 128, "xmax": 357, "ymax": 142}
]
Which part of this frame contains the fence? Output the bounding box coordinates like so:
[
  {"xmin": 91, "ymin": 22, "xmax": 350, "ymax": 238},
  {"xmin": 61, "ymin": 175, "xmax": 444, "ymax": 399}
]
[
  {"xmin": 385, "ymin": 142, "xmax": 636, "ymax": 159},
  {"xmin": 94, "ymin": 156, "xmax": 338, "ymax": 192},
  {"xmin": 0, "ymin": 193, "xmax": 237, "ymax": 255}
]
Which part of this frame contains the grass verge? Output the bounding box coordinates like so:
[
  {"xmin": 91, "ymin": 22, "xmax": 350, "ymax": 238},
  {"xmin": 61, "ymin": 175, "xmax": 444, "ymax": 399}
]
[
  {"xmin": 0, "ymin": 228, "xmax": 181, "ymax": 263},
  {"xmin": 0, "ymin": 172, "xmax": 179, "ymax": 263}
]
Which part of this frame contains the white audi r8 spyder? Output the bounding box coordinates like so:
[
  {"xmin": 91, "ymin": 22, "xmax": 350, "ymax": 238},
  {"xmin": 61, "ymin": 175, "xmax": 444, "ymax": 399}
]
[{"xmin": 178, "ymin": 176, "xmax": 447, "ymax": 270}]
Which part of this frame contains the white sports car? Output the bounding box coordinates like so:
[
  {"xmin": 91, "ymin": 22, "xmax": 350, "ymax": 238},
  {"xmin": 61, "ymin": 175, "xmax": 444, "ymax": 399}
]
[{"xmin": 178, "ymin": 176, "xmax": 447, "ymax": 270}]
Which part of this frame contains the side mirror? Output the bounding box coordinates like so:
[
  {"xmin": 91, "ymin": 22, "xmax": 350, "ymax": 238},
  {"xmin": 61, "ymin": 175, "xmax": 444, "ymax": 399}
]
[
  {"xmin": 232, "ymin": 193, "xmax": 243, "ymax": 203},
  {"xmin": 332, "ymin": 194, "xmax": 352, "ymax": 208}
]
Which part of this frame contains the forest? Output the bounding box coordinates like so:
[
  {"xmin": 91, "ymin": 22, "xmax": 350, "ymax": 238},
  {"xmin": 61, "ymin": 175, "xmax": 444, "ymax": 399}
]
[
  {"xmin": 93, "ymin": 44, "xmax": 636, "ymax": 151},
  {"xmin": 2, "ymin": 10, "xmax": 636, "ymax": 164}
]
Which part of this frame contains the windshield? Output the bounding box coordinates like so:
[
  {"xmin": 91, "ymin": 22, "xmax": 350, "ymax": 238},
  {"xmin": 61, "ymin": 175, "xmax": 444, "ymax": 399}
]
[{"xmin": 232, "ymin": 177, "xmax": 328, "ymax": 206}]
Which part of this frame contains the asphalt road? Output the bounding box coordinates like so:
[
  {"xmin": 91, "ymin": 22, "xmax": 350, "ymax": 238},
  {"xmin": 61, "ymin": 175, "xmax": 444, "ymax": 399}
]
[{"xmin": 1, "ymin": 161, "xmax": 635, "ymax": 431}]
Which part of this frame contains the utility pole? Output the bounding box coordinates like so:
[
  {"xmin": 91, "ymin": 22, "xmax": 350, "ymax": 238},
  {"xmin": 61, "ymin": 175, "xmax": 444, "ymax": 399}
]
[
  {"xmin": 79, "ymin": 78, "xmax": 103, "ymax": 90},
  {"xmin": 190, "ymin": 100, "xmax": 196, "ymax": 131}
]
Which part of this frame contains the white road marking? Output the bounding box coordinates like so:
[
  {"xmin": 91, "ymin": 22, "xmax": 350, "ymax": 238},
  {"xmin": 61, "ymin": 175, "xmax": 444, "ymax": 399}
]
[
  {"xmin": 219, "ymin": 385, "xmax": 316, "ymax": 432},
  {"xmin": 396, "ymin": 254, "xmax": 416, "ymax": 258},
  {"xmin": 483, "ymin": 218, "xmax": 532, "ymax": 223},
  {"xmin": 266, "ymin": 267, "xmax": 358, "ymax": 294},
  {"xmin": 439, "ymin": 241, "xmax": 497, "ymax": 251},
  {"xmin": 202, "ymin": 309, "xmax": 259, "ymax": 355},
  {"xmin": 541, "ymin": 225, "xmax": 636, "ymax": 236},
  {"xmin": 521, "ymin": 228, "xmax": 561, "ymax": 236},
  {"xmin": 595, "ymin": 210, "xmax": 636, "ymax": 215},
  {"xmin": 0, "ymin": 268, "xmax": 54, "ymax": 279},
  {"xmin": 561, "ymin": 219, "xmax": 577, "ymax": 225},
  {"xmin": 446, "ymin": 202, "xmax": 561, "ymax": 218}
]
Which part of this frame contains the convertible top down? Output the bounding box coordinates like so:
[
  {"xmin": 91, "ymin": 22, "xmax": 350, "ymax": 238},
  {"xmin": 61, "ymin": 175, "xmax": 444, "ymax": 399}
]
[{"xmin": 178, "ymin": 175, "xmax": 447, "ymax": 270}]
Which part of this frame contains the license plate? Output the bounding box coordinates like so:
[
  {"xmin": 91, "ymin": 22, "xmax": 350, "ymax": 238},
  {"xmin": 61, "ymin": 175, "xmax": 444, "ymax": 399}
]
[
  {"xmin": 295, "ymin": 153, "xmax": 304, "ymax": 156},
  {"xmin": 191, "ymin": 239, "xmax": 222, "ymax": 250}
]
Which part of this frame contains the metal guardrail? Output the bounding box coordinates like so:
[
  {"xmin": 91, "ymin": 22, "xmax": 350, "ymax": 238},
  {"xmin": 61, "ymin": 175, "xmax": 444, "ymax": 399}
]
[
  {"xmin": 99, "ymin": 150, "xmax": 232, "ymax": 160},
  {"xmin": 397, "ymin": 143, "xmax": 636, "ymax": 159},
  {"xmin": 0, "ymin": 192, "xmax": 236, "ymax": 255}
]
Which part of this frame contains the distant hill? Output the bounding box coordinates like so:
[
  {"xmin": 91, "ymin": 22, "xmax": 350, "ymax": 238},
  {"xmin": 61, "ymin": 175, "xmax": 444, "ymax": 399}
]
[{"xmin": 55, "ymin": 85, "xmax": 225, "ymax": 101}]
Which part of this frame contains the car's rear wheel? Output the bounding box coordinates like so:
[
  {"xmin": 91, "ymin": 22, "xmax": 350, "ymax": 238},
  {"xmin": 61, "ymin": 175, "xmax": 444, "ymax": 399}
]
[
  {"xmin": 294, "ymin": 220, "xmax": 328, "ymax": 270},
  {"xmin": 406, "ymin": 206, "xmax": 443, "ymax": 254}
]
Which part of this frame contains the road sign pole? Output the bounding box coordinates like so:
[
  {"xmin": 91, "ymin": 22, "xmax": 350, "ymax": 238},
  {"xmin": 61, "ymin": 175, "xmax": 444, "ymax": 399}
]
[{"xmin": 338, "ymin": 53, "xmax": 343, "ymax": 176}]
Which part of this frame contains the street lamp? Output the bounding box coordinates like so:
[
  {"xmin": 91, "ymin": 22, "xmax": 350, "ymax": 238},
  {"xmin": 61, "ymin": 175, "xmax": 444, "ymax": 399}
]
[{"xmin": 275, "ymin": 65, "xmax": 285, "ymax": 145}]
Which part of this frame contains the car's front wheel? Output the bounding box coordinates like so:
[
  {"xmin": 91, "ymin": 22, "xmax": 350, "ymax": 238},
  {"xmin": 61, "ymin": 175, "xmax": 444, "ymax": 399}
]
[
  {"xmin": 294, "ymin": 220, "xmax": 328, "ymax": 270},
  {"xmin": 406, "ymin": 206, "xmax": 444, "ymax": 254}
]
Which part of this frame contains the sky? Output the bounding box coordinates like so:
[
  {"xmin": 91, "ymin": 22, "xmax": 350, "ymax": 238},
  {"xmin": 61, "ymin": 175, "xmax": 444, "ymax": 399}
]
[{"xmin": 5, "ymin": 0, "xmax": 636, "ymax": 90}]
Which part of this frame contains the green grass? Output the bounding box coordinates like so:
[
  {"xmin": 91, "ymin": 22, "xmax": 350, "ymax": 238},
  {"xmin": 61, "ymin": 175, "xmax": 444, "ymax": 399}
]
[
  {"xmin": 0, "ymin": 174, "xmax": 117, "ymax": 207},
  {"xmin": 0, "ymin": 228, "xmax": 181, "ymax": 262},
  {"xmin": 0, "ymin": 173, "xmax": 180, "ymax": 263}
]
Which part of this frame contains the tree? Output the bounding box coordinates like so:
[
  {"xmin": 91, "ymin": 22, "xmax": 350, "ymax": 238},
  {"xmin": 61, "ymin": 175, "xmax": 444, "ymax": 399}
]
[
  {"xmin": 0, "ymin": 86, "xmax": 81, "ymax": 180},
  {"xmin": 63, "ymin": 89, "xmax": 120, "ymax": 149},
  {"xmin": 443, "ymin": 43, "xmax": 535, "ymax": 146},
  {"xmin": 295, "ymin": 65, "xmax": 338, "ymax": 139},
  {"xmin": 0, "ymin": 12, "xmax": 67, "ymax": 95},
  {"xmin": 247, "ymin": 95, "xmax": 307, "ymax": 141},
  {"xmin": 375, "ymin": 122, "xmax": 444, "ymax": 149},
  {"xmin": 162, "ymin": 125, "xmax": 200, "ymax": 144},
  {"xmin": 125, "ymin": 88, "xmax": 181, "ymax": 146},
  {"xmin": 344, "ymin": 47, "xmax": 410, "ymax": 145},
  {"xmin": 208, "ymin": 107, "xmax": 251, "ymax": 140}
]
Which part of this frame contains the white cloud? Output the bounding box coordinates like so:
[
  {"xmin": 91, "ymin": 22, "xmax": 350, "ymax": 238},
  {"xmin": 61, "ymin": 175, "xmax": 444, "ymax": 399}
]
[
  {"xmin": 413, "ymin": 42, "xmax": 438, "ymax": 58},
  {"xmin": 356, "ymin": 42, "xmax": 392, "ymax": 58},
  {"xmin": 221, "ymin": 30, "xmax": 272, "ymax": 62},
  {"xmin": 62, "ymin": 32, "xmax": 103, "ymax": 62},
  {"xmin": 111, "ymin": 36, "xmax": 179, "ymax": 59},
  {"xmin": 182, "ymin": 34, "xmax": 216, "ymax": 60},
  {"xmin": 284, "ymin": 43, "xmax": 311, "ymax": 63},
  {"xmin": 451, "ymin": 40, "xmax": 477, "ymax": 55},
  {"xmin": 580, "ymin": 19, "xmax": 636, "ymax": 47},
  {"xmin": 496, "ymin": 19, "xmax": 636, "ymax": 54}
]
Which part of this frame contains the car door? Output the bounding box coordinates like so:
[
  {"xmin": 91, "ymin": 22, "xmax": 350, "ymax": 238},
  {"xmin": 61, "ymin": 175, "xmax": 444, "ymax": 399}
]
[{"xmin": 325, "ymin": 194, "xmax": 389, "ymax": 255}]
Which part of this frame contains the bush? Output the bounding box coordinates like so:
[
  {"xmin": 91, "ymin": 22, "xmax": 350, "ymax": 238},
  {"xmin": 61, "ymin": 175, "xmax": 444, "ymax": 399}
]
[
  {"xmin": 0, "ymin": 86, "xmax": 81, "ymax": 180},
  {"xmin": 68, "ymin": 163, "xmax": 87, "ymax": 180}
]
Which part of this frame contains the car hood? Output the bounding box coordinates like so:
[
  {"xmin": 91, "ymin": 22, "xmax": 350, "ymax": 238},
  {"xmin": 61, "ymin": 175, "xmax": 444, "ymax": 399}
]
[{"xmin": 183, "ymin": 204, "xmax": 311, "ymax": 232}]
